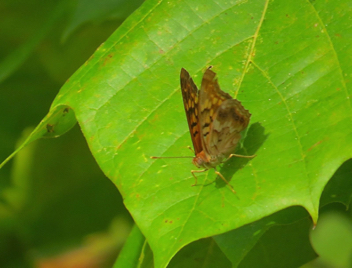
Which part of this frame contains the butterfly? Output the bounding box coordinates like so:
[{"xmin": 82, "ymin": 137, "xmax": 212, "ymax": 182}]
[{"xmin": 153, "ymin": 67, "xmax": 255, "ymax": 193}]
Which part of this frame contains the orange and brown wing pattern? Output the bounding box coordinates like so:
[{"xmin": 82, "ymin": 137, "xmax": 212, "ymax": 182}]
[
  {"xmin": 209, "ymin": 99, "xmax": 251, "ymax": 156},
  {"xmin": 198, "ymin": 68, "xmax": 232, "ymax": 154},
  {"xmin": 180, "ymin": 68, "xmax": 202, "ymax": 155},
  {"xmin": 198, "ymin": 68, "xmax": 251, "ymax": 157}
]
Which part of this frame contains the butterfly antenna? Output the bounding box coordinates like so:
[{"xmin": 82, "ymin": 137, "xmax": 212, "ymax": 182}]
[
  {"xmin": 150, "ymin": 156, "xmax": 193, "ymax": 159},
  {"xmin": 187, "ymin": 146, "xmax": 195, "ymax": 153}
]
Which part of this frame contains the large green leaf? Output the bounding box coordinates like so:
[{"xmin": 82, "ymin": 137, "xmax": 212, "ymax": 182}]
[{"xmin": 2, "ymin": 0, "xmax": 352, "ymax": 267}]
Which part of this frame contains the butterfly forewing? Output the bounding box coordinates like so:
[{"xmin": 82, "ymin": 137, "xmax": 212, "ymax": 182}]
[
  {"xmin": 180, "ymin": 68, "xmax": 202, "ymax": 155},
  {"xmin": 198, "ymin": 69, "xmax": 231, "ymax": 156}
]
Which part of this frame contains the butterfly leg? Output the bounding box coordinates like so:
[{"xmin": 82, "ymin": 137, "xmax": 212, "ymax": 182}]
[
  {"xmin": 191, "ymin": 169, "xmax": 207, "ymax": 186},
  {"xmin": 214, "ymin": 170, "xmax": 236, "ymax": 194},
  {"xmin": 224, "ymin": 153, "xmax": 256, "ymax": 162}
]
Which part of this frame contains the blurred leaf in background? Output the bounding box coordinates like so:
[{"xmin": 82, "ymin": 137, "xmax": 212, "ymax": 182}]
[{"xmin": 0, "ymin": 0, "xmax": 143, "ymax": 267}]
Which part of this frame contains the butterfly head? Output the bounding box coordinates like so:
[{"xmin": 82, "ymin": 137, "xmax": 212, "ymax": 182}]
[
  {"xmin": 192, "ymin": 151, "xmax": 220, "ymax": 169},
  {"xmin": 192, "ymin": 156, "xmax": 204, "ymax": 168}
]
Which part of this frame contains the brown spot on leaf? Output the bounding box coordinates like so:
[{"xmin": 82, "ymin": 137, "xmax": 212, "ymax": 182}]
[
  {"xmin": 46, "ymin": 124, "xmax": 54, "ymax": 133},
  {"xmin": 103, "ymin": 54, "xmax": 114, "ymax": 66},
  {"xmin": 308, "ymin": 140, "xmax": 323, "ymax": 152}
]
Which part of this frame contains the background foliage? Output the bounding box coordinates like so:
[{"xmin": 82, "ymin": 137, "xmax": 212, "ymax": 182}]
[
  {"xmin": 1, "ymin": 0, "xmax": 352, "ymax": 268},
  {"xmin": 0, "ymin": 0, "xmax": 140, "ymax": 267}
]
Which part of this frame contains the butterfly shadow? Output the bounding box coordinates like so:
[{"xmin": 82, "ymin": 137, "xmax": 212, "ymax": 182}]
[{"xmin": 210, "ymin": 122, "xmax": 268, "ymax": 191}]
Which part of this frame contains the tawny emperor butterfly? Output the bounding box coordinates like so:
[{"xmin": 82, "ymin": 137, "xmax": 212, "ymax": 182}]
[{"xmin": 152, "ymin": 67, "xmax": 255, "ymax": 193}]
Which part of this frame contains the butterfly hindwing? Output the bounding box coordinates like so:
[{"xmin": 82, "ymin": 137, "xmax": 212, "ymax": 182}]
[
  {"xmin": 209, "ymin": 99, "xmax": 250, "ymax": 156},
  {"xmin": 180, "ymin": 68, "xmax": 203, "ymax": 155},
  {"xmin": 198, "ymin": 68, "xmax": 231, "ymax": 156},
  {"xmin": 198, "ymin": 68, "xmax": 250, "ymax": 157}
]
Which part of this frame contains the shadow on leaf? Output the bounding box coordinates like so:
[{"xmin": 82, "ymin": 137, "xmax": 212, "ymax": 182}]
[{"xmin": 215, "ymin": 122, "xmax": 268, "ymax": 190}]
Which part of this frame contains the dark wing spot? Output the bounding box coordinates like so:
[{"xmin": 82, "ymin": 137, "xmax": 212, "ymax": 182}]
[
  {"xmin": 191, "ymin": 122, "xmax": 198, "ymax": 128},
  {"xmin": 218, "ymin": 109, "xmax": 228, "ymax": 119},
  {"xmin": 232, "ymin": 112, "xmax": 240, "ymax": 121},
  {"xmin": 232, "ymin": 110, "xmax": 244, "ymax": 123}
]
